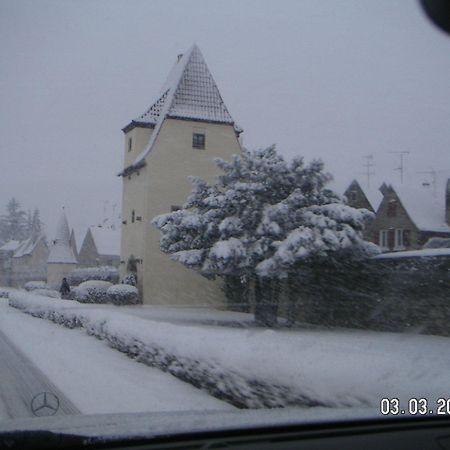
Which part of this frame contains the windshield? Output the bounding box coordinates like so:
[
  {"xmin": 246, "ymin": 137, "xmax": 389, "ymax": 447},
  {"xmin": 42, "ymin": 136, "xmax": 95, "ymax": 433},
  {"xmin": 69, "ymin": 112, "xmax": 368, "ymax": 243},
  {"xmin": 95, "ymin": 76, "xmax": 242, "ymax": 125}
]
[{"xmin": 0, "ymin": 0, "xmax": 449, "ymax": 444}]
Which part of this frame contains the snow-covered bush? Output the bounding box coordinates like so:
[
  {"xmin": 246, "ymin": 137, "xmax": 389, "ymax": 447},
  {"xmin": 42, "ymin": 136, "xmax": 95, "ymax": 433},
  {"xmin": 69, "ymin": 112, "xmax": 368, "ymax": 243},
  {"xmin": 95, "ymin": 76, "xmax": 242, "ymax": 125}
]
[
  {"xmin": 0, "ymin": 288, "xmax": 9, "ymax": 299},
  {"xmin": 107, "ymin": 284, "xmax": 139, "ymax": 305},
  {"xmin": 32, "ymin": 288, "xmax": 61, "ymax": 299},
  {"xmin": 24, "ymin": 281, "xmax": 47, "ymax": 291},
  {"xmin": 73, "ymin": 280, "xmax": 112, "ymax": 304},
  {"xmin": 68, "ymin": 266, "xmax": 119, "ymax": 286},
  {"xmin": 121, "ymin": 273, "xmax": 137, "ymax": 286}
]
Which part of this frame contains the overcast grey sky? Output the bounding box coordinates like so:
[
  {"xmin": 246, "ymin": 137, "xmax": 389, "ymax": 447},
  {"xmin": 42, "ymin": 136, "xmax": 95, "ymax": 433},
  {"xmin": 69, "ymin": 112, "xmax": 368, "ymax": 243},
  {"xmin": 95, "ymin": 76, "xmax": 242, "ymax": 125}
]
[{"xmin": 1, "ymin": 0, "xmax": 449, "ymax": 240}]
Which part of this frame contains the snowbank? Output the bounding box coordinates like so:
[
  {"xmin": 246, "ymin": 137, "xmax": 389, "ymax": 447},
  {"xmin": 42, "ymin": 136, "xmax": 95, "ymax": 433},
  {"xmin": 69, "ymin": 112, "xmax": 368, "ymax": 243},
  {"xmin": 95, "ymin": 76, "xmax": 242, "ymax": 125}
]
[
  {"xmin": 23, "ymin": 281, "xmax": 47, "ymax": 291},
  {"xmin": 32, "ymin": 288, "xmax": 61, "ymax": 299}
]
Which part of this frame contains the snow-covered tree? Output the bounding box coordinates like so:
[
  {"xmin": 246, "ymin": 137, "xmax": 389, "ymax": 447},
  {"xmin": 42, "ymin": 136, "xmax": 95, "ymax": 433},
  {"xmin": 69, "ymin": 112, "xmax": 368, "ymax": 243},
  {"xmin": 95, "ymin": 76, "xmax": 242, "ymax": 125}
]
[
  {"xmin": 0, "ymin": 198, "xmax": 28, "ymax": 243},
  {"xmin": 25, "ymin": 208, "xmax": 44, "ymax": 240},
  {"xmin": 152, "ymin": 147, "xmax": 379, "ymax": 325}
]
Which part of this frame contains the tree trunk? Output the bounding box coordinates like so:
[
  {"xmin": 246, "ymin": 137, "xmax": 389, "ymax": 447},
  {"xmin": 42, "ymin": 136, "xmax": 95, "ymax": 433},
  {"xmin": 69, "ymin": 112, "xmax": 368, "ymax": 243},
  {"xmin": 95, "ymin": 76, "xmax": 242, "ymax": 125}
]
[
  {"xmin": 224, "ymin": 275, "xmax": 250, "ymax": 312},
  {"xmin": 254, "ymin": 277, "xmax": 279, "ymax": 327},
  {"xmin": 286, "ymin": 275, "xmax": 299, "ymax": 326}
]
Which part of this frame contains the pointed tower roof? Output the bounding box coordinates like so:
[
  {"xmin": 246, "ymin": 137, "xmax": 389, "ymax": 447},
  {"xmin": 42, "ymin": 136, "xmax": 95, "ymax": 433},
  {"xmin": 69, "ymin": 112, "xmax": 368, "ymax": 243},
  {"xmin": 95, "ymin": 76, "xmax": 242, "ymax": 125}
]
[
  {"xmin": 121, "ymin": 45, "xmax": 241, "ymax": 175},
  {"xmin": 48, "ymin": 211, "xmax": 78, "ymax": 264}
]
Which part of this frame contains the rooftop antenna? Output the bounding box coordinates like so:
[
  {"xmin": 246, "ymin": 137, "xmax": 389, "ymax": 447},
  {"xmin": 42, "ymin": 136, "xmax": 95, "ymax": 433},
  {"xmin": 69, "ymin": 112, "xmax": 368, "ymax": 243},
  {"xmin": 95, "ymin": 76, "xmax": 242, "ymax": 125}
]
[
  {"xmin": 363, "ymin": 154, "xmax": 375, "ymax": 189},
  {"xmin": 102, "ymin": 200, "xmax": 109, "ymax": 227},
  {"xmin": 417, "ymin": 168, "xmax": 437, "ymax": 197},
  {"xmin": 389, "ymin": 151, "xmax": 410, "ymax": 184},
  {"xmin": 111, "ymin": 203, "xmax": 117, "ymax": 230}
]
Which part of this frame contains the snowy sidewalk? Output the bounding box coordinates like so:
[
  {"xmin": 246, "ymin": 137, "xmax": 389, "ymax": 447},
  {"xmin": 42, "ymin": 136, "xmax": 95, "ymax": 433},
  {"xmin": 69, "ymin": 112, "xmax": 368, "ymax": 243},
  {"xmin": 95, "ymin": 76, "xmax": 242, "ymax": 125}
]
[{"xmin": 0, "ymin": 300, "xmax": 233, "ymax": 417}]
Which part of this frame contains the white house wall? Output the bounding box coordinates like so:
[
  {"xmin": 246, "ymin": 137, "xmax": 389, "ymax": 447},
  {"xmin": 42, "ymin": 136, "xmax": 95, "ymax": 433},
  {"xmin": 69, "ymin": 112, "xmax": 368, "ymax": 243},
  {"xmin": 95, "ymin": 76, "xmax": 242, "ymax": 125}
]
[{"xmin": 120, "ymin": 118, "xmax": 241, "ymax": 306}]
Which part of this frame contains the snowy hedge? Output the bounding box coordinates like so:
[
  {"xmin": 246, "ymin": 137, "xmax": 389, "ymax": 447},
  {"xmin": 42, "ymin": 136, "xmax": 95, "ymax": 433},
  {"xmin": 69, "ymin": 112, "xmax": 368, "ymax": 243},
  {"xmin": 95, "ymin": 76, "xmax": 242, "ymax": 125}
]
[
  {"xmin": 0, "ymin": 288, "xmax": 9, "ymax": 299},
  {"xmin": 8, "ymin": 292, "xmax": 338, "ymax": 409},
  {"xmin": 32, "ymin": 288, "xmax": 61, "ymax": 299},
  {"xmin": 68, "ymin": 266, "xmax": 119, "ymax": 286},
  {"xmin": 24, "ymin": 281, "xmax": 48, "ymax": 291},
  {"xmin": 107, "ymin": 284, "xmax": 139, "ymax": 305},
  {"xmin": 73, "ymin": 280, "xmax": 112, "ymax": 304}
]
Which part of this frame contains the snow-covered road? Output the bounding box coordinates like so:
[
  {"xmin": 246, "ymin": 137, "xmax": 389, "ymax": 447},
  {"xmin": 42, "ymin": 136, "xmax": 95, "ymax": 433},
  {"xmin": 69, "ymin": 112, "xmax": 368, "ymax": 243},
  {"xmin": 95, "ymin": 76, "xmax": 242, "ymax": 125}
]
[
  {"xmin": 0, "ymin": 329, "xmax": 79, "ymax": 419},
  {"xmin": 0, "ymin": 300, "xmax": 233, "ymax": 419}
]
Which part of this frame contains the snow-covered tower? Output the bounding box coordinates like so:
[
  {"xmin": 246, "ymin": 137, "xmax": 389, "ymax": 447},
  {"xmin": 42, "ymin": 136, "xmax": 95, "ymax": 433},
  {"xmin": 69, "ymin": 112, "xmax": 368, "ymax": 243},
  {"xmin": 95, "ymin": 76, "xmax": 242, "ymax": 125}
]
[
  {"xmin": 47, "ymin": 211, "xmax": 78, "ymax": 288},
  {"xmin": 119, "ymin": 44, "xmax": 242, "ymax": 306}
]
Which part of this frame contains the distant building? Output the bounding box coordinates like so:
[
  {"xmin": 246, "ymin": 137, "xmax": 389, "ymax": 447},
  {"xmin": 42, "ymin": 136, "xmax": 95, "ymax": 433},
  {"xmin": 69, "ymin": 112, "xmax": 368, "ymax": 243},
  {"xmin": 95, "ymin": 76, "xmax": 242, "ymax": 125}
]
[
  {"xmin": 78, "ymin": 226, "xmax": 120, "ymax": 267},
  {"xmin": 47, "ymin": 212, "xmax": 78, "ymax": 287},
  {"xmin": 0, "ymin": 235, "xmax": 48, "ymax": 287},
  {"xmin": 119, "ymin": 44, "xmax": 242, "ymax": 305},
  {"xmin": 369, "ymin": 181, "xmax": 450, "ymax": 252}
]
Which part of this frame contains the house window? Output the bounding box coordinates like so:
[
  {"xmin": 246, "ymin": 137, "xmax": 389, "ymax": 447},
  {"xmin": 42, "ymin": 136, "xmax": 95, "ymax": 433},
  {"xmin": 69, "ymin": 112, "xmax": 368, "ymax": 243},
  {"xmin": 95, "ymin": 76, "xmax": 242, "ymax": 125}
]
[
  {"xmin": 379, "ymin": 230, "xmax": 389, "ymax": 249},
  {"xmin": 131, "ymin": 210, "xmax": 135, "ymax": 223},
  {"xmin": 128, "ymin": 137, "xmax": 132, "ymax": 152},
  {"xmin": 395, "ymin": 229, "xmax": 406, "ymax": 250},
  {"xmin": 349, "ymin": 191, "xmax": 357, "ymax": 202},
  {"xmin": 192, "ymin": 133, "xmax": 205, "ymax": 149}
]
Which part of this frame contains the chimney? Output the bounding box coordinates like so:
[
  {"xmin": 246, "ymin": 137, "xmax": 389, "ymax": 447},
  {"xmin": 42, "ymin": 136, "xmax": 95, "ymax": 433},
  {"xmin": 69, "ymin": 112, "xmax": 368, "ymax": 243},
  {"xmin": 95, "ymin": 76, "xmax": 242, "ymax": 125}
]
[{"xmin": 446, "ymin": 178, "xmax": 450, "ymax": 225}]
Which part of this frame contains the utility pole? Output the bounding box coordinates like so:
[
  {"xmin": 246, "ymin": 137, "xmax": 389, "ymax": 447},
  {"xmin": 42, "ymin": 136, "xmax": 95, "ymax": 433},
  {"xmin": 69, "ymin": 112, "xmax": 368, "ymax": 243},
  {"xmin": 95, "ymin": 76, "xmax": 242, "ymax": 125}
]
[
  {"xmin": 363, "ymin": 154, "xmax": 375, "ymax": 189},
  {"xmin": 389, "ymin": 151, "xmax": 410, "ymax": 184},
  {"xmin": 417, "ymin": 168, "xmax": 437, "ymax": 197}
]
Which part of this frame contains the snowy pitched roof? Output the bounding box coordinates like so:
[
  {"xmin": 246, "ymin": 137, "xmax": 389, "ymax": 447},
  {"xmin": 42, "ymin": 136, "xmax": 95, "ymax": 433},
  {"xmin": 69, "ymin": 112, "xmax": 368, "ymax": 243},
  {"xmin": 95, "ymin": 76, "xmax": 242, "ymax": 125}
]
[
  {"xmin": 121, "ymin": 45, "xmax": 240, "ymax": 174},
  {"xmin": 48, "ymin": 212, "xmax": 78, "ymax": 264},
  {"xmin": 392, "ymin": 185, "xmax": 450, "ymax": 234},
  {"xmin": 89, "ymin": 227, "xmax": 121, "ymax": 256},
  {"xmin": 0, "ymin": 240, "xmax": 21, "ymax": 252},
  {"xmin": 13, "ymin": 235, "xmax": 42, "ymax": 258},
  {"xmin": 1, "ymin": 236, "xmax": 46, "ymax": 257},
  {"xmin": 344, "ymin": 179, "xmax": 382, "ymax": 212}
]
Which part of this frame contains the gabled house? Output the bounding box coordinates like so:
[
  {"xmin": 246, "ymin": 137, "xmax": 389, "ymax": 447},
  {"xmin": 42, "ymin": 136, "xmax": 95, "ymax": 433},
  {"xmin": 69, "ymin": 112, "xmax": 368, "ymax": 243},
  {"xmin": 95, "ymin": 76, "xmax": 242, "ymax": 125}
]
[
  {"xmin": 118, "ymin": 44, "xmax": 242, "ymax": 305},
  {"xmin": 47, "ymin": 211, "xmax": 78, "ymax": 287},
  {"xmin": 343, "ymin": 179, "xmax": 382, "ymax": 213},
  {"xmin": 78, "ymin": 226, "xmax": 120, "ymax": 268},
  {"xmin": 0, "ymin": 235, "xmax": 48, "ymax": 287},
  {"xmin": 369, "ymin": 180, "xmax": 450, "ymax": 252}
]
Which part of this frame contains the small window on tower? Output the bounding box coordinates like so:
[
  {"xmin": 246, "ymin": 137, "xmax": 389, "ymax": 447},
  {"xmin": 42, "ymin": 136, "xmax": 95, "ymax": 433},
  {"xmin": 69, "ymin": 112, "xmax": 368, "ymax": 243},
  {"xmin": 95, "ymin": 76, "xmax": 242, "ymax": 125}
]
[
  {"xmin": 192, "ymin": 133, "xmax": 205, "ymax": 149},
  {"xmin": 128, "ymin": 137, "xmax": 132, "ymax": 152},
  {"xmin": 131, "ymin": 210, "xmax": 135, "ymax": 223}
]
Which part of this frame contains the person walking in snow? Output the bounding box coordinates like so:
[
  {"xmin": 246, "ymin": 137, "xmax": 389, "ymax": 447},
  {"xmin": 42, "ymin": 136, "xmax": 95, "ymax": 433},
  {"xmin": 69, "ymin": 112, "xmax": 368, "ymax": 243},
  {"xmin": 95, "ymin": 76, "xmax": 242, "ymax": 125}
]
[{"xmin": 60, "ymin": 277, "xmax": 71, "ymax": 299}]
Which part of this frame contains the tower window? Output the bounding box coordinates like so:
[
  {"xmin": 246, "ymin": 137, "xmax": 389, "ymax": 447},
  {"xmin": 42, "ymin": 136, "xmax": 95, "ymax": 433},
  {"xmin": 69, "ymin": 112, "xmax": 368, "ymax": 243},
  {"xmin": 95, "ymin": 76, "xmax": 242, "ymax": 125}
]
[
  {"xmin": 192, "ymin": 133, "xmax": 205, "ymax": 149},
  {"xmin": 131, "ymin": 210, "xmax": 135, "ymax": 223},
  {"xmin": 128, "ymin": 137, "xmax": 132, "ymax": 152}
]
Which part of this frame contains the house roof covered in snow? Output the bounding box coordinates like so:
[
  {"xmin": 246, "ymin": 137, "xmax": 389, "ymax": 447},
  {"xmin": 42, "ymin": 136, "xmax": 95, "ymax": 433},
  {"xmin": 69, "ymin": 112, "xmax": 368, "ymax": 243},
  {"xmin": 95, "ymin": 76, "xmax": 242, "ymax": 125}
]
[
  {"xmin": 120, "ymin": 45, "xmax": 240, "ymax": 175},
  {"xmin": 0, "ymin": 236, "xmax": 46, "ymax": 258},
  {"xmin": 390, "ymin": 185, "xmax": 450, "ymax": 234},
  {"xmin": 48, "ymin": 212, "xmax": 78, "ymax": 264},
  {"xmin": 89, "ymin": 227, "xmax": 121, "ymax": 257}
]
